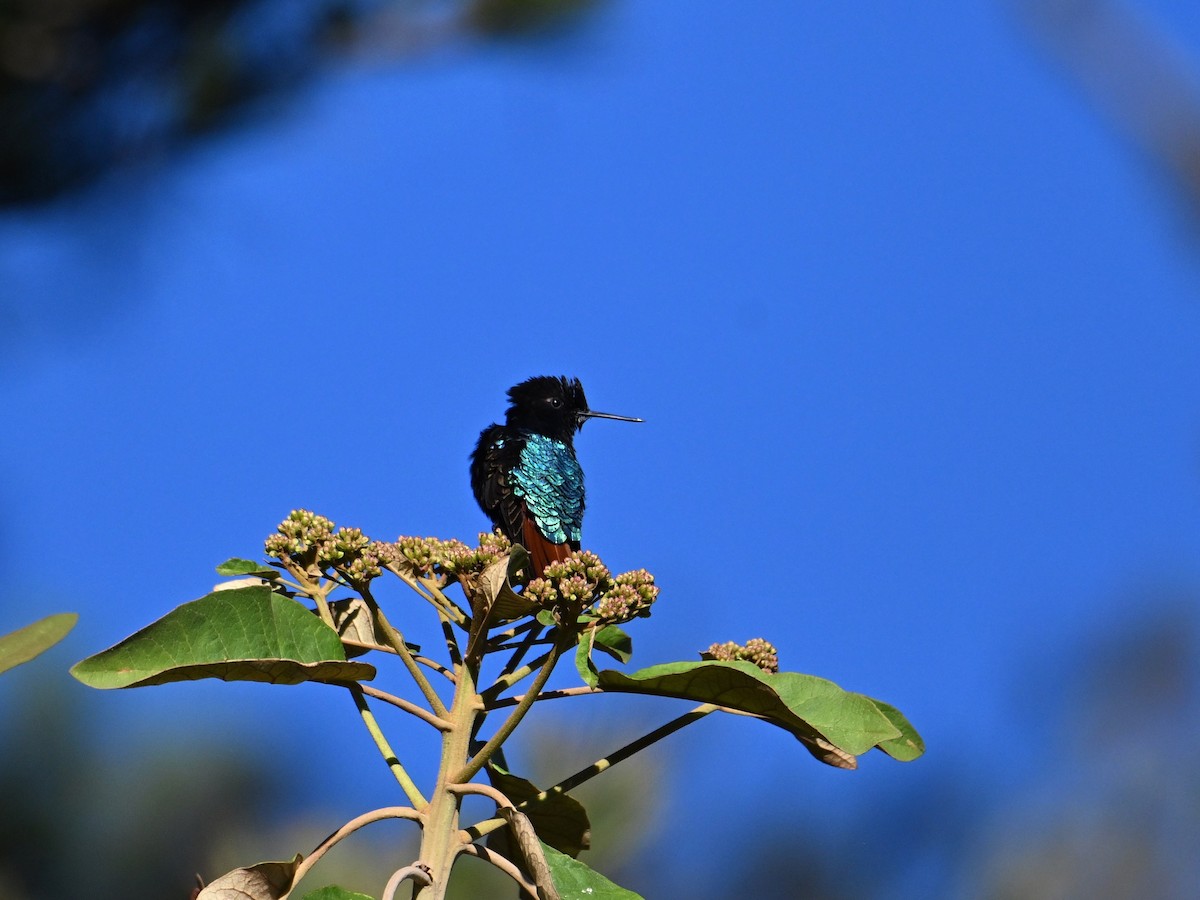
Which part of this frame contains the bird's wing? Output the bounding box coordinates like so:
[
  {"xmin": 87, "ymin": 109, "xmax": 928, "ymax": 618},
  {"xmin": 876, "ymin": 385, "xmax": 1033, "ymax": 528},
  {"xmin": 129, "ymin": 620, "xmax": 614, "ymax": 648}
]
[{"xmin": 470, "ymin": 425, "xmax": 528, "ymax": 540}]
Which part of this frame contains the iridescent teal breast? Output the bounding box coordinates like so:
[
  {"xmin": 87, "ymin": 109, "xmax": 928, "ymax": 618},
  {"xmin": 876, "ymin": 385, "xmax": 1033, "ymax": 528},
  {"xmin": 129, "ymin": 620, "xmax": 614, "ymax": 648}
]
[{"xmin": 509, "ymin": 432, "xmax": 584, "ymax": 544}]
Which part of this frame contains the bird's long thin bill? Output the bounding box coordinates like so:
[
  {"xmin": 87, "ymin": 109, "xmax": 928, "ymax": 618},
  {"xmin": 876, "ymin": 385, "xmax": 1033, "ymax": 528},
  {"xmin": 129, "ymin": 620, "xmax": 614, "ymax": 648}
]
[{"xmin": 582, "ymin": 410, "xmax": 644, "ymax": 423}]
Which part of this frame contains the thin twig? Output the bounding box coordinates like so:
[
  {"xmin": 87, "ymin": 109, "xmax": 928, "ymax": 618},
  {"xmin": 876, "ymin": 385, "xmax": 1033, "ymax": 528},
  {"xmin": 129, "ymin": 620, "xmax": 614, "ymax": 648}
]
[
  {"xmin": 289, "ymin": 805, "xmax": 423, "ymax": 892},
  {"xmin": 485, "ymin": 686, "xmax": 599, "ymax": 710},
  {"xmin": 357, "ymin": 683, "xmax": 452, "ymax": 731},
  {"xmin": 458, "ymin": 844, "xmax": 539, "ymax": 899},
  {"xmin": 381, "ymin": 864, "xmax": 433, "ymax": 900},
  {"xmin": 455, "ymin": 641, "xmax": 565, "ymax": 783},
  {"xmin": 421, "ymin": 576, "xmax": 471, "ymax": 626},
  {"xmin": 413, "ymin": 653, "xmax": 457, "ymax": 683},
  {"xmin": 440, "ymin": 613, "xmax": 464, "ymax": 669},
  {"xmin": 495, "ymin": 622, "xmax": 545, "ymax": 680},
  {"xmin": 478, "ymin": 650, "xmax": 554, "ymax": 703},
  {"xmin": 486, "ymin": 619, "xmax": 542, "ymax": 643},
  {"xmin": 461, "ymin": 815, "xmax": 506, "ymax": 842},
  {"xmin": 526, "ymin": 704, "xmax": 719, "ymax": 800},
  {"xmin": 346, "ymin": 685, "xmax": 429, "ymax": 808},
  {"xmin": 367, "ymin": 596, "xmax": 450, "ymax": 719},
  {"xmin": 449, "ymin": 781, "xmax": 513, "ymax": 809},
  {"xmin": 337, "ymin": 639, "xmax": 457, "ymax": 683}
]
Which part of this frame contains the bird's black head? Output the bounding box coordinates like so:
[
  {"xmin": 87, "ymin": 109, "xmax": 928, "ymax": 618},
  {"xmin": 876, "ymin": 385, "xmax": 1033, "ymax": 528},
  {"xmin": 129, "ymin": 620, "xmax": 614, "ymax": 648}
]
[{"xmin": 503, "ymin": 376, "xmax": 641, "ymax": 441}]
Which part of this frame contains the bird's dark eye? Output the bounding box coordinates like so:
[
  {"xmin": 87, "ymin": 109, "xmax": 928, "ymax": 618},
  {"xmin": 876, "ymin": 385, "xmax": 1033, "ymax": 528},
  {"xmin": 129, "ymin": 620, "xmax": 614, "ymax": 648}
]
[{"xmin": 549, "ymin": 397, "xmax": 563, "ymax": 408}]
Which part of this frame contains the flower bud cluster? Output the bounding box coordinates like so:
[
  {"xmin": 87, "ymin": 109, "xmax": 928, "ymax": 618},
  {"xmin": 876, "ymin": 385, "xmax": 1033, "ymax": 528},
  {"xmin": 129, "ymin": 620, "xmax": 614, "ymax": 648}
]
[
  {"xmin": 384, "ymin": 536, "xmax": 471, "ymax": 580},
  {"xmin": 340, "ymin": 541, "xmax": 384, "ymax": 584},
  {"xmin": 525, "ymin": 552, "xmax": 659, "ymax": 625},
  {"xmin": 441, "ymin": 530, "xmax": 512, "ymax": 576},
  {"xmin": 595, "ymin": 569, "xmax": 658, "ymax": 623},
  {"xmin": 318, "ymin": 526, "xmax": 370, "ymax": 566},
  {"xmin": 702, "ymin": 637, "xmax": 779, "ymax": 673},
  {"xmin": 265, "ymin": 509, "xmax": 335, "ymax": 559},
  {"xmin": 265, "ymin": 511, "xmax": 384, "ymax": 585}
]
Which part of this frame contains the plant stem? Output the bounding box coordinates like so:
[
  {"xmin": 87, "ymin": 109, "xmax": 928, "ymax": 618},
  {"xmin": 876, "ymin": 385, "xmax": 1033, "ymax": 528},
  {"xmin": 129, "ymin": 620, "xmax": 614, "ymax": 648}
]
[
  {"xmin": 382, "ymin": 865, "xmax": 433, "ymax": 900},
  {"xmin": 495, "ymin": 622, "xmax": 544, "ymax": 680},
  {"xmin": 458, "ymin": 844, "xmax": 539, "ymax": 898},
  {"xmin": 440, "ymin": 614, "xmax": 464, "ymax": 669},
  {"xmin": 347, "ymin": 684, "xmax": 429, "ymax": 808},
  {"xmin": 356, "ymin": 684, "xmax": 452, "ymax": 731},
  {"xmin": 413, "ymin": 663, "xmax": 481, "ymax": 899},
  {"xmin": 370, "ymin": 601, "xmax": 450, "ymax": 719},
  {"xmin": 454, "ymin": 640, "xmax": 564, "ymax": 784},
  {"xmin": 421, "ymin": 577, "xmax": 470, "ymax": 626},
  {"xmin": 335, "ymin": 640, "xmax": 458, "ymax": 683},
  {"xmin": 478, "ymin": 650, "xmax": 554, "ymax": 703},
  {"xmin": 288, "ymin": 805, "xmax": 423, "ymax": 895},
  {"xmin": 484, "ymin": 685, "xmax": 598, "ymax": 710},
  {"xmin": 528, "ymin": 703, "xmax": 718, "ymax": 800}
]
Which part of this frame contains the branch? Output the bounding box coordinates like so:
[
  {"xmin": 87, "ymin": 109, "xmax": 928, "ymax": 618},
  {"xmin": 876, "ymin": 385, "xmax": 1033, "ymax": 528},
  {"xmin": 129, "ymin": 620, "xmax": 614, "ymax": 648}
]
[
  {"xmin": 346, "ymin": 684, "xmax": 429, "ymax": 808},
  {"xmin": 455, "ymin": 641, "xmax": 565, "ymax": 784},
  {"xmin": 381, "ymin": 864, "xmax": 433, "ymax": 900},
  {"xmin": 448, "ymin": 781, "xmax": 513, "ymax": 809},
  {"xmin": 484, "ymin": 686, "xmax": 599, "ymax": 710},
  {"xmin": 420, "ymin": 576, "xmax": 471, "ymax": 626},
  {"xmin": 459, "ymin": 844, "xmax": 540, "ymax": 899},
  {"xmin": 289, "ymin": 805, "xmax": 423, "ymax": 892},
  {"xmin": 495, "ymin": 622, "xmax": 545, "ymax": 680},
  {"xmin": 525, "ymin": 704, "xmax": 718, "ymax": 801},
  {"xmin": 357, "ymin": 683, "xmax": 452, "ymax": 731},
  {"xmin": 440, "ymin": 613, "xmax": 464, "ymax": 670},
  {"xmin": 478, "ymin": 650, "xmax": 554, "ymax": 703},
  {"xmin": 337, "ymin": 639, "xmax": 458, "ymax": 682},
  {"xmin": 365, "ymin": 593, "xmax": 450, "ymax": 719}
]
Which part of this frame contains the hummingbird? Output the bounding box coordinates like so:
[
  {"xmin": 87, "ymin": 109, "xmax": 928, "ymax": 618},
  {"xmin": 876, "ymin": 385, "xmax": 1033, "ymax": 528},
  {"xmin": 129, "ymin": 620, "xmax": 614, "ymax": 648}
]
[{"xmin": 470, "ymin": 376, "xmax": 642, "ymax": 577}]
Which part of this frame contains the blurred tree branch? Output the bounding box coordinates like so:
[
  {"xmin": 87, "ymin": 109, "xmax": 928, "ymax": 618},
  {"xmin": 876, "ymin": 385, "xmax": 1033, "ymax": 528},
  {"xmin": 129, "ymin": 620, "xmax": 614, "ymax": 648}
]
[
  {"xmin": 0, "ymin": 0, "xmax": 600, "ymax": 206},
  {"xmin": 1013, "ymin": 0, "xmax": 1200, "ymax": 216}
]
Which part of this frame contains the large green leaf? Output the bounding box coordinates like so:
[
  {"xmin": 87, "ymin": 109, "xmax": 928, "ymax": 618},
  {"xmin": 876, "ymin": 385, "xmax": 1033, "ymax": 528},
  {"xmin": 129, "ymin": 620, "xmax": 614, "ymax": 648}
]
[
  {"xmin": 70, "ymin": 587, "xmax": 375, "ymax": 689},
  {"xmin": 542, "ymin": 843, "xmax": 642, "ymax": 899},
  {"xmin": 0, "ymin": 613, "xmax": 77, "ymax": 676},
  {"xmin": 597, "ymin": 661, "xmax": 922, "ymax": 767}
]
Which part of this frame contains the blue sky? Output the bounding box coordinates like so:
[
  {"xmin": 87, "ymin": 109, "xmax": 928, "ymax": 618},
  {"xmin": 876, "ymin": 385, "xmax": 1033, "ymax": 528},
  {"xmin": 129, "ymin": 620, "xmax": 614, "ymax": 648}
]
[{"xmin": 3, "ymin": 1, "xmax": 1200, "ymax": 895}]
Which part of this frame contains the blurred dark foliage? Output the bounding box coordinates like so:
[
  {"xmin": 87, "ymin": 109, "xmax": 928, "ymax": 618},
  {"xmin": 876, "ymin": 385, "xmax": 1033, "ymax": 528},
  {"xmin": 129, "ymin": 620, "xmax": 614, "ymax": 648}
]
[
  {"xmin": 0, "ymin": 0, "xmax": 599, "ymax": 207},
  {"xmin": 0, "ymin": 677, "xmax": 282, "ymax": 900},
  {"xmin": 1013, "ymin": 0, "xmax": 1200, "ymax": 219}
]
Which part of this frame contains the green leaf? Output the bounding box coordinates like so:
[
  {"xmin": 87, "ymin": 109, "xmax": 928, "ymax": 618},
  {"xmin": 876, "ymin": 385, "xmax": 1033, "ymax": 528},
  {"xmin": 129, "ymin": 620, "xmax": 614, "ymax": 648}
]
[
  {"xmin": 70, "ymin": 586, "xmax": 375, "ymax": 689},
  {"xmin": 593, "ymin": 625, "xmax": 632, "ymax": 663},
  {"xmin": 487, "ymin": 764, "xmax": 591, "ymax": 857},
  {"xmin": 0, "ymin": 613, "xmax": 77, "ymax": 676},
  {"xmin": 216, "ymin": 558, "xmax": 278, "ymax": 577},
  {"xmin": 197, "ymin": 855, "xmax": 301, "ymax": 899},
  {"xmin": 542, "ymin": 842, "xmax": 643, "ymax": 899},
  {"xmin": 300, "ymin": 887, "xmax": 376, "ymax": 900},
  {"xmin": 597, "ymin": 661, "xmax": 923, "ymax": 768},
  {"xmin": 574, "ymin": 631, "xmax": 600, "ymax": 688},
  {"xmin": 864, "ymin": 697, "xmax": 925, "ymax": 761}
]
